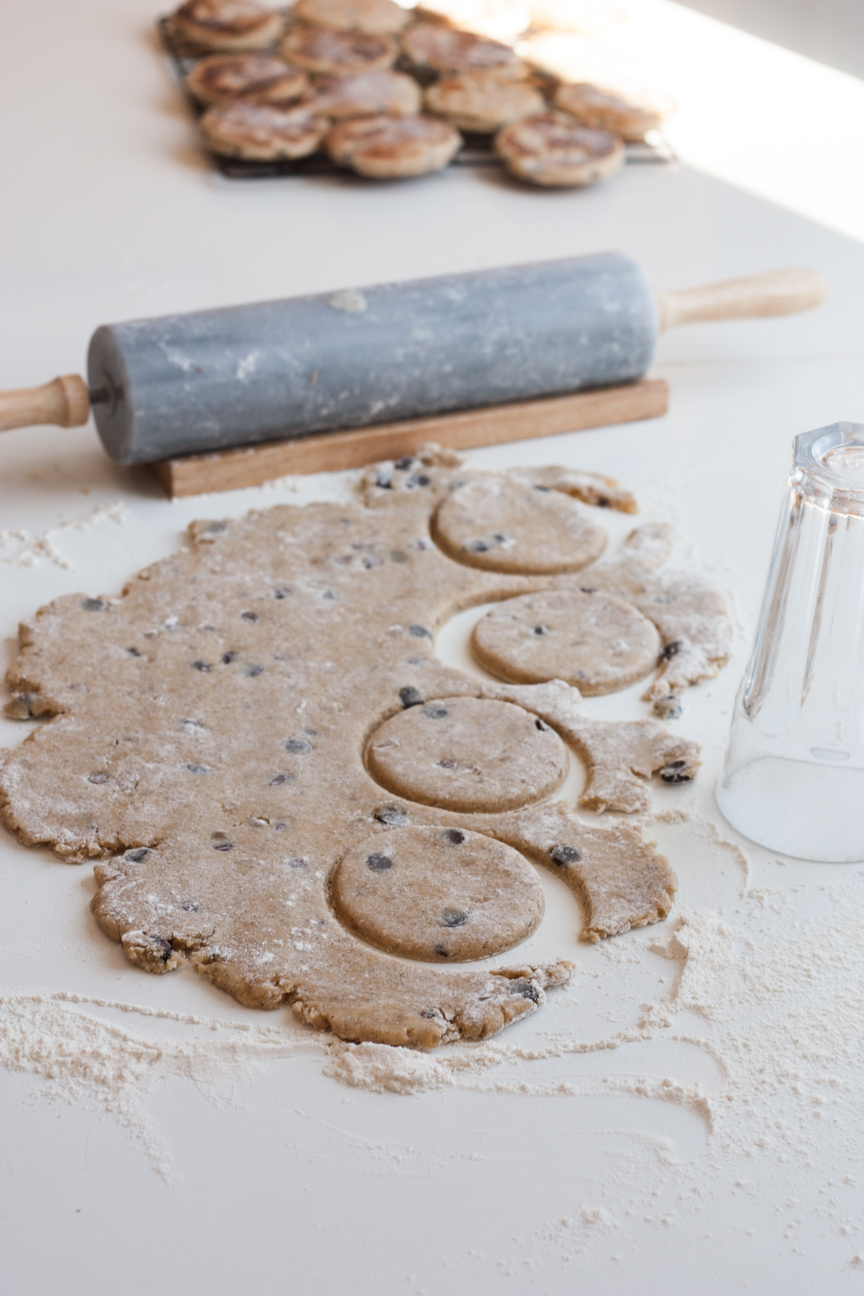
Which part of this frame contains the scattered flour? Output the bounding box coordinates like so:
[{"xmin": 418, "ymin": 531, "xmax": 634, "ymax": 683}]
[
  {"xmin": 0, "ymin": 989, "xmax": 320, "ymax": 1181},
  {"xmin": 0, "ymin": 502, "xmax": 128, "ymax": 569},
  {"xmin": 2, "ymin": 803, "xmax": 864, "ymax": 1268}
]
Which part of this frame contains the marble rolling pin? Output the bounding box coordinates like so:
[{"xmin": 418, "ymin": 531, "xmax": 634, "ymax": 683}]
[{"xmin": 0, "ymin": 253, "xmax": 827, "ymax": 490}]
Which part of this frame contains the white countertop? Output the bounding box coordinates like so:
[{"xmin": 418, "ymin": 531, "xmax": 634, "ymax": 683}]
[{"xmin": 2, "ymin": 2, "xmax": 864, "ymax": 1292}]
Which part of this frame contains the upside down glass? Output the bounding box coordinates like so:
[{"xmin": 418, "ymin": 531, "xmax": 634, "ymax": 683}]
[{"xmin": 716, "ymin": 422, "xmax": 864, "ymax": 862}]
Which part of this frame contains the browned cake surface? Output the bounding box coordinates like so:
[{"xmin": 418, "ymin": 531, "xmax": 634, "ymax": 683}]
[
  {"xmin": 496, "ymin": 110, "xmax": 624, "ymax": 185},
  {"xmin": 326, "ymin": 113, "xmax": 462, "ymax": 175},
  {"xmin": 185, "ymin": 52, "xmax": 309, "ymax": 105},
  {"xmin": 199, "ymin": 100, "xmax": 329, "ymax": 158}
]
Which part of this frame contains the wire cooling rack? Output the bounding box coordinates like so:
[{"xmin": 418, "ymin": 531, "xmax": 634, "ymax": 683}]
[{"xmin": 158, "ymin": 15, "xmax": 677, "ymax": 179}]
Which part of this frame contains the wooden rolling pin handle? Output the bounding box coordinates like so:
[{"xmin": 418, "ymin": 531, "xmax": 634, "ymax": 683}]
[
  {"xmin": 0, "ymin": 374, "xmax": 90, "ymax": 432},
  {"xmin": 656, "ymin": 267, "xmax": 829, "ymax": 331}
]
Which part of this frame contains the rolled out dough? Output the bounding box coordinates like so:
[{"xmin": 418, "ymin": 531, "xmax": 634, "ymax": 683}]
[{"xmin": 0, "ymin": 450, "xmax": 730, "ymax": 1048}]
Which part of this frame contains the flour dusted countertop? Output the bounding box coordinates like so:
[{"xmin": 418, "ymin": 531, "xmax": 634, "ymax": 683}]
[{"xmin": 2, "ymin": 0, "xmax": 864, "ymax": 1291}]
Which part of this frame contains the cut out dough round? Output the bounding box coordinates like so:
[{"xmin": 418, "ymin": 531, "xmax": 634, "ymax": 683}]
[
  {"xmin": 331, "ymin": 824, "xmax": 544, "ymax": 961},
  {"xmin": 434, "ymin": 476, "xmax": 607, "ymax": 573},
  {"xmin": 472, "ymin": 588, "xmax": 662, "ymax": 694},
  {"xmin": 366, "ymin": 696, "xmax": 567, "ymax": 811}
]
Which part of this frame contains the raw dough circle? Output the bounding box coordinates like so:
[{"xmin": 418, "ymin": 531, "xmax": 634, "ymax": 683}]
[
  {"xmin": 495, "ymin": 111, "xmax": 624, "ymax": 187},
  {"xmin": 331, "ymin": 824, "xmax": 544, "ymax": 961},
  {"xmin": 472, "ymin": 588, "xmax": 662, "ymax": 694},
  {"xmin": 433, "ymin": 476, "xmax": 607, "ymax": 574},
  {"xmin": 366, "ymin": 695, "xmax": 567, "ymax": 811}
]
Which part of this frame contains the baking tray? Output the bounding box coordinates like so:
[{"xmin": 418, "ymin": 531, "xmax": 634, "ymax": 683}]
[{"xmin": 157, "ymin": 15, "xmax": 678, "ymax": 178}]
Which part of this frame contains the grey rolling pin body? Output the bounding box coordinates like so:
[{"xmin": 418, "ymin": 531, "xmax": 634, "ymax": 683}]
[{"xmin": 87, "ymin": 252, "xmax": 657, "ymax": 465}]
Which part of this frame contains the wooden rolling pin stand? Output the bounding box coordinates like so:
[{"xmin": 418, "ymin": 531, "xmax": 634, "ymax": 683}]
[{"xmin": 150, "ymin": 379, "xmax": 669, "ymax": 498}]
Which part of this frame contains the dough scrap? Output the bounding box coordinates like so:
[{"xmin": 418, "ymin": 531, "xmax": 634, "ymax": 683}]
[
  {"xmin": 472, "ymin": 800, "xmax": 677, "ymax": 940},
  {"xmin": 366, "ymin": 695, "xmax": 568, "ymax": 811},
  {"xmin": 0, "ymin": 454, "xmax": 725, "ymax": 1047},
  {"xmin": 331, "ymin": 824, "xmax": 544, "ymax": 960},
  {"xmin": 472, "ymin": 587, "xmax": 662, "ymax": 694}
]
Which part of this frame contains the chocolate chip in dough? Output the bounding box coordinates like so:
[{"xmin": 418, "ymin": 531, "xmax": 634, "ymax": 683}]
[
  {"xmin": 549, "ymin": 844, "xmax": 581, "ymax": 866},
  {"xmin": 659, "ymin": 759, "xmax": 693, "ymax": 784},
  {"xmin": 373, "ymin": 804, "xmax": 409, "ymax": 825}
]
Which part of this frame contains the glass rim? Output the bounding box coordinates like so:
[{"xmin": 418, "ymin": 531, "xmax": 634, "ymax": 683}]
[{"xmin": 792, "ymin": 422, "xmax": 864, "ymax": 514}]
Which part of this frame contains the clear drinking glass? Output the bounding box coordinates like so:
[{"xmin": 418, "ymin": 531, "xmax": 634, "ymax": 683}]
[{"xmin": 716, "ymin": 422, "xmax": 864, "ymax": 862}]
